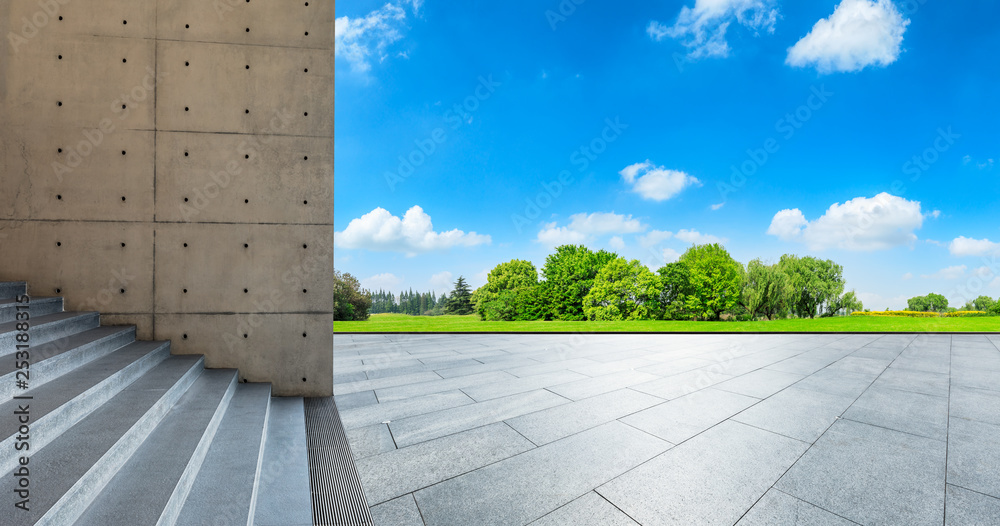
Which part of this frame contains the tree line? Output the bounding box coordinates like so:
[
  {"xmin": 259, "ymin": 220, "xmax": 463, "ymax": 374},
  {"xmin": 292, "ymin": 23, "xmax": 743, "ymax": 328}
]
[
  {"xmin": 906, "ymin": 293, "xmax": 999, "ymax": 314},
  {"xmin": 334, "ymin": 272, "xmax": 475, "ymax": 321},
  {"xmin": 471, "ymin": 243, "xmax": 864, "ymax": 322}
]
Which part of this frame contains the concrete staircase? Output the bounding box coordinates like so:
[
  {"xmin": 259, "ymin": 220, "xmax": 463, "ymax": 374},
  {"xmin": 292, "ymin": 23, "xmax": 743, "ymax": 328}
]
[{"xmin": 0, "ymin": 281, "xmax": 314, "ymax": 526}]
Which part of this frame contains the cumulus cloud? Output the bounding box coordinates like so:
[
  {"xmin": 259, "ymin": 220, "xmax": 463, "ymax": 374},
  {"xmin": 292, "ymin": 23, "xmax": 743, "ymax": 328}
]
[
  {"xmin": 902, "ymin": 272, "xmax": 913, "ymax": 280},
  {"xmin": 336, "ymin": 2, "xmax": 417, "ymax": 72},
  {"xmin": 710, "ymin": 202, "xmax": 726, "ymax": 211},
  {"xmin": 767, "ymin": 193, "xmax": 924, "ymax": 251},
  {"xmin": 787, "ymin": 0, "xmax": 909, "ymax": 73},
  {"xmin": 335, "ymin": 206, "xmax": 491, "ymax": 255},
  {"xmin": 639, "ymin": 230, "xmax": 674, "ymax": 248},
  {"xmin": 949, "ymin": 236, "xmax": 1000, "ymax": 257},
  {"xmin": 661, "ymin": 248, "xmax": 682, "ymax": 264},
  {"xmin": 361, "ymin": 273, "xmax": 403, "ymax": 291},
  {"xmin": 620, "ymin": 161, "xmax": 701, "ymax": 202},
  {"xmin": 536, "ymin": 212, "xmax": 645, "ymax": 247},
  {"xmin": 649, "ymin": 0, "xmax": 779, "ymax": 59},
  {"xmin": 609, "ymin": 236, "xmax": 626, "ymax": 251},
  {"xmin": 921, "ymin": 265, "xmax": 967, "ymax": 280},
  {"xmin": 675, "ymin": 229, "xmax": 728, "ymax": 245},
  {"xmin": 430, "ymin": 271, "xmax": 454, "ymax": 295}
]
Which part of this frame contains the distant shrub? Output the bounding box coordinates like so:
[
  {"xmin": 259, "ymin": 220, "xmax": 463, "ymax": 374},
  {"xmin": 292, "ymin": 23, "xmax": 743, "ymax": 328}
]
[{"xmin": 852, "ymin": 310, "xmax": 995, "ymax": 318}]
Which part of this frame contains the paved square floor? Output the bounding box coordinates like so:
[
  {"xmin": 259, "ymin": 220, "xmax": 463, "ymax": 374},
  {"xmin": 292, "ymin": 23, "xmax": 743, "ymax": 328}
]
[{"xmin": 333, "ymin": 333, "xmax": 1000, "ymax": 526}]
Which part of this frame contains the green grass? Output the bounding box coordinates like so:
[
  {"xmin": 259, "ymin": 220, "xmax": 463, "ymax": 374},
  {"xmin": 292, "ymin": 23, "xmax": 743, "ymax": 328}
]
[{"xmin": 335, "ymin": 313, "xmax": 1000, "ymax": 333}]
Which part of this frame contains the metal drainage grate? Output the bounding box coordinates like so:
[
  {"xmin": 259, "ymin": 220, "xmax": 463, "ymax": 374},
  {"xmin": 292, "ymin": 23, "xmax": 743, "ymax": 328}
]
[{"xmin": 304, "ymin": 397, "xmax": 374, "ymax": 526}]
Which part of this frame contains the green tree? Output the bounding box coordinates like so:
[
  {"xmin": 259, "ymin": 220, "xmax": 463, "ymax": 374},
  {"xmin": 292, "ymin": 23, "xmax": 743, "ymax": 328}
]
[
  {"xmin": 675, "ymin": 244, "xmax": 744, "ymax": 321},
  {"xmin": 657, "ymin": 261, "xmax": 692, "ymax": 320},
  {"xmin": 542, "ymin": 245, "xmax": 618, "ymax": 320},
  {"xmin": 474, "ymin": 260, "xmax": 539, "ymax": 320},
  {"xmin": 779, "ymin": 255, "xmax": 845, "ymax": 318},
  {"xmin": 907, "ymin": 295, "xmax": 930, "ymax": 312},
  {"xmin": 972, "ymin": 295, "xmax": 996, "ymax": 312},
  {"xmin": 741, "ymin": 259, "xmax": 791, "ymax": 320},
  {"xmin": 333, "ymin": 269, "xmax": 372, "ymax": 321},
  {"xmin": 444, "ymin": 276, "xmax": 474, "ymax": 315},
  {"xmin": 583, "ymin": 258, "xmax": 662, "ymax": 321},
  {"xmin": 830, "ymin": 290, "xmax": 864, "ymax": 316}
]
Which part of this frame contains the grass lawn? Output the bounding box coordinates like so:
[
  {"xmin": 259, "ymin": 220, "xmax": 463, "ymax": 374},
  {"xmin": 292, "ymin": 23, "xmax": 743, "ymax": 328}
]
[{"xmin": 336, "ymin": 313, "xmax": 1000, "ymax": 333}]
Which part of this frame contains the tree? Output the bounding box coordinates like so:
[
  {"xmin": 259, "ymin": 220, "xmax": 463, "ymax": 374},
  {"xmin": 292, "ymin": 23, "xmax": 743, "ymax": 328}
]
[
  {"xmin": 657, "ymin": 261, "xmax": 692, "ymax": 320},
  {"xmin": 779, "ymin": 255, "xmax": 845, "ymax": 318},
  {"xmin": 741, "ymin": 259, "xmax": 791, "ymax": 320},
  {"xmin": 444, "ymin": 276, "xmax": 474, "ymax": 315},
  {"xmin": 674, "ymin": 244, "xmax": 744, "ymax": 321},
  {"xmin": 830, "ymin": 290, "xmax": 864, "ymax": 316},
  {"xmin": 474, "ymin": 260, "xmax": 539, "ymax": 320},
  {"xmin": 333, "ymin": 269, "xmax": 371, "ymax": 321},
  {"xmin": 542, "ymin": 245, "xmax": 618, "ymax": 320},
  {"xmin": 908, "ymin": 293, "xmax": 948, "ymax": 312},
  {"xmin": 972, "ymin": 295, "xmax": 996, "ymax": 312},
  {"xmin": 583, "ymin": 258, "xmax": 662, "ymax": 321}
]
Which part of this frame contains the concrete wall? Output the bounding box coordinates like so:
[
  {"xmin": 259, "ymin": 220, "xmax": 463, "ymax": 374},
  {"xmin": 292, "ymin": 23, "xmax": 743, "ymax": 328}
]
[{"xmin": 0, "ymin": 0, "xmax": 334, "ymax": 396}]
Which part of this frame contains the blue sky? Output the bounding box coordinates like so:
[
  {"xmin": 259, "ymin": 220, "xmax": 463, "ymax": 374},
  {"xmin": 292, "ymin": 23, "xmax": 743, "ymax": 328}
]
[{"xmin": 334, "ymin": 0, "xmax": 1000, "ymax": 311}]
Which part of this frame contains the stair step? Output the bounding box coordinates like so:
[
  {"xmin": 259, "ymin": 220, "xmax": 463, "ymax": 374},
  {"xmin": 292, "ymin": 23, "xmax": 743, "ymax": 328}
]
[
  {"xmin": 75, "ymin": 369, "xmax": 239, "ymax": 526},
  {"xmin": 0, "ymin": 340, "xmax": 169, "ymax": 474},
  {"xmin": 0, "ymin": 355, "xmax": 205, "ymax": 525},
  {"xmin": 254, "ymin": 397, "xmax": 314, "ymax": 526},
  {"xmin": 0, "ymin": 296, "xmax": 63, "ymax": 323},
  {"xmin": 176, "ymin": 383, "xmax": 272, "ymax": 526},
  {"xmin": 0, "ymin": 326, "xmax": 136, "ymax": 402},
  {"xmin": 0, "ymin": 281, "xmax": 27, "ymax": 298},
  {"xmin": 0, "ymin": 311, "xmax": 100, "ymax": 357}
]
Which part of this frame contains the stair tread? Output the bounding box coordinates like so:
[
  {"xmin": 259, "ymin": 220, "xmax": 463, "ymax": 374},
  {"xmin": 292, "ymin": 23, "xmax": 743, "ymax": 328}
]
[
  {"xmin": 0, "ymin": 341, "xmax": 169, "ymax": 444},
  {"xmin": 0, "ymin": 311, "xmax": 100, "ymax": 353},
  {"xmin": 254, "ymin": 397, "xmax": 314, "ymax": 526},
  {"xmin": 176, "ymin": 383, "xmax": 272, "ymax": 526},
  {"xmin": 0, "ymin": 355, "xmax": 204, "ymax": 525},
  {"xmin": 0, "ymin": 296, "xmax": 64, "ymax": 324},
  {"xmin": 0, "ymin": 326, "xmax": 134, "ymax": 378},
  {"xmin": 76, "ymin": 369, "xmax": 238, "ymax": 526},
  {"xmin": 0, "ymin": 310, "xmax": 96, "ymax": 332},
  {"xmin": 0, "ymin": 281, "xmax": 27, "ymax": 298}
]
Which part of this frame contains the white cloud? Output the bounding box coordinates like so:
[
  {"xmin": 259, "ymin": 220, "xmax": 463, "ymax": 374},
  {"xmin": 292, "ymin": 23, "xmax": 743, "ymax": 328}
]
[
  {"xmin": 537, "ymin": 212, "xmax": 645, "ymax": 247},
  {"xmin": 361, "ymin": 273, "xmax": 403, "ymax": 291},
  {"xmin": 949, "ymin": 236, "xmax": 1000, "ymax": 257},
  {"xmin": 675, "ymin": 229, "xmax": 727, "ymax": 245},
  {"xmin": 639, "ymin": 230, "xmax": 674, "ymax": 248},
  {"xmin": 335, "ymin": 206, "xmax": 491, "ymax": 255},
  {"xmin": 649, "ymin": 0, "xmax": 779, "ymax": 59},
  {"xmin": 661, "ymin": 248, "xmax": 682, "ymax": 264},
  {"xmin": 786, "ymin": 0, "xmax": 909, "ymax": 73},
  {"xmin": 566, "ymin": 212, "xmax": 645, "ymax": 235},
  {"xmin": 430, "ymin": 271, "xmax": 453, "ymax": 295},
  {"xmin": 336, "ymin": 2, "xmax": 415, "ymax": 72},
  {"xmin": 902, "ymin": 272, "xmax": 913, "ymax": 280},
  {"xmin": 620, "ymin": 161, "xmax": 701, "ymax": 202},
  {"xmin": 609, "ymin": 236, "xmax": 626, "ymax": 251},
  {"xmin": 921, "ymin": 265, "xmax": 967, "ymax": 280},
  {"xmin": 766, "ymin": 193, "xmax": 924, "ymax": 251},
  {"xmin": 711, "ymin": 202, "xmax": 726, "ymax": 211},
  {"xmin": 536, "ymin": 224, "xmax": 588, "ymax": 247},
  {"xmin": 992, "ymin": 277, "xmax": 1000, "ymax": 290}
]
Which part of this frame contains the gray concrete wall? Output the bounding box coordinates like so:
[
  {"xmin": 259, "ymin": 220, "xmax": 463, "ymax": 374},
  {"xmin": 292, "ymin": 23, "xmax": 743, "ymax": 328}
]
[{"xmin": 0, "ymin": 0, "xmax": 334, "ymax": 396}]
